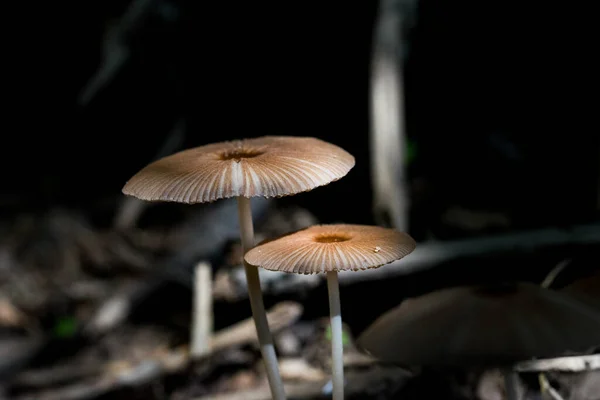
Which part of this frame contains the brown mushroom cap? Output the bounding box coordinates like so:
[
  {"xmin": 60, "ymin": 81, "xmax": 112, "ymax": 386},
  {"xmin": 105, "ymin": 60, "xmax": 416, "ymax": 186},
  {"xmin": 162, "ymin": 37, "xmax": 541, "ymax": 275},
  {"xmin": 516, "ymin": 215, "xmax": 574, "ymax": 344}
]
[
  {"xmin": 122, "ymin": 136, "xmax": 355, "ymax": 203},
  {"xmin": 356, "ymin": 283, "xmax": 600, "ymax": 367},
  {"xmin": 562, "ymin": 273, "xmax": 600, "ymax": 308},
  {"xmin": 244, "ymin": 224, "xmax": 416, "ymax": 274}
]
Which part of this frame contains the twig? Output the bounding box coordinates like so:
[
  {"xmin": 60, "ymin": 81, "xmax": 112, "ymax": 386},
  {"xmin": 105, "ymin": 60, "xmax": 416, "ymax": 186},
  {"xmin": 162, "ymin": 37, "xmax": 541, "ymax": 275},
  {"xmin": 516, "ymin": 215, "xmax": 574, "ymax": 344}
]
[
  {"xmin": 0, "ymin": 297, "xmax": 30, "ymax": 328},
  {"xmin": 339, "ymin": 223, "xmax": 600, "ymax": 284},
  {"xmin": 343, "ymin": 352, "xmax": 377, "ymax": 368},
  {"xmin": 208, "ymin": 302, "xmax": 303, "ymax": 356},
  {"xmin": 538, "ymin": 374, "xmax": 565, "ymax": 400},
  {"xmin": 278, "ymin": 358, "xmax": 327, "ymax": 381},
  {"xmin": 12, "ymin": 364, "xmax": 102, "ymax": 389},
  {"xmin": 219, "ymin": 223, "xmax": 600, "ymax": 293},
  {"xmin": 191, "ymin": 262, "xmax": 213, "ymax": 358},
  {"xmin": 226, "ymin": 268, "xmax": 322, "ymax": 301},
  {"xmin": 11, "ymin": 302, "xmax": 302, "ymax": 400},
  {"xmin": 541, "ymin": 259, "xmax": 572, "ymax": 288},
  {"xmin": 0, "ymin": 335, "xmax": 46, "ymax": 381},
  {"xmin": 193, "ymin": 366, "xmax": 408, "ymax": 400},
  {"xmin": 84, "ymin": 281, "xmax": 142, "ymax": 337},
  {"xmin": 12, "ymin": 347, "xmax": 188, "ymax": 400},
  {"xmin": 514, "ymin": 355, "xmax": 600, "ymax": 373}
]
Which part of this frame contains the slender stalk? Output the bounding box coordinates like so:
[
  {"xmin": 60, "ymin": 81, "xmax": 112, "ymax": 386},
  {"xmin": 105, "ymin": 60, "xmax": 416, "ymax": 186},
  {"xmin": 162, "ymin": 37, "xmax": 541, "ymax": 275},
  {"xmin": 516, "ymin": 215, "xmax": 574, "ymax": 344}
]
[
  {"xmin": 191, "ymin": 261, "xmax": 212, "ymax": 358},
  {"xmin": 237, "ymin": 197, "xmax": 286, "ymax": 400},
  {"xmin": 503, "ymin": 368, "xmax": 519, "ymax": 400},
  {"xmin": 326, "ymin": 271, "xmax": 344, "ymax": 400}
]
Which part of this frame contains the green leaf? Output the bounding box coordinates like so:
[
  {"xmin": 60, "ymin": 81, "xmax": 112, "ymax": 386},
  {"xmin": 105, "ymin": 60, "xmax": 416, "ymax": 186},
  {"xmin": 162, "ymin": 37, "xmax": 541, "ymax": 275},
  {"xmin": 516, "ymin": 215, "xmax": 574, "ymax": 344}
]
[
  {"xmin": 53, "ymin": 317, "xmax": 78, "ymax": 338},
  {"xmin": 325, "ymin": 325, "xmax": 350, "ymax": 346}
]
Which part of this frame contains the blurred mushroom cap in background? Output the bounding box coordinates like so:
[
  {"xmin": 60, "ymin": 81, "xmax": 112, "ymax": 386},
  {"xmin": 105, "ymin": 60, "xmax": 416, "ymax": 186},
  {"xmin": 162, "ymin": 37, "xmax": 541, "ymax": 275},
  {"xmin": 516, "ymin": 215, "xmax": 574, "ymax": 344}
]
[{"xmin": 357, "ymin": 282, "xmax": 600, "ymax": 367}]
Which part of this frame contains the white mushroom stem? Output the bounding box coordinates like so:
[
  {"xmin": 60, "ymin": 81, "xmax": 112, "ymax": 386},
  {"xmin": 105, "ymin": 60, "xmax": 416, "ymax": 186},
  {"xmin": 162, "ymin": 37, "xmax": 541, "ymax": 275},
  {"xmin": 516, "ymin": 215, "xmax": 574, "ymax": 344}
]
[
  {"xmin": 237, "ymin": 196, "xmax": 286, "ymax": 400},
  {"xmin": 503, "ymin": 368, "xmax": 519, "ymax": 400},
  {"xmin": 326, "ymin": 271, "xmax": 344, "ymax": 400}
]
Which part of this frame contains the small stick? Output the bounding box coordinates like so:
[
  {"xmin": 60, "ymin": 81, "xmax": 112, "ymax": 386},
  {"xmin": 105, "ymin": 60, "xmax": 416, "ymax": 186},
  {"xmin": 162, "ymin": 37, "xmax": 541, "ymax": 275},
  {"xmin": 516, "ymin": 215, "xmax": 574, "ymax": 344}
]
[
  {"xmin": 209, "ymin": 302, "xmax": 302, "ymax": 356},
  {"xmin": 540, "ymin": 259, "xmax": 571, "ymax": 289},
  {"xmin": 278, "ymin": 358, "xmax": 326, "ymax": 381},
  {"xmin": 191, "ymin": 261, "xmax": 213, "ymax": 358},
  {"xmin": 538, "ymin": 374, "xmax": 565, "ymax": 400},
  {"xmin": 515, "ymin": 354, "xmax": 600, "ymax": 373}
]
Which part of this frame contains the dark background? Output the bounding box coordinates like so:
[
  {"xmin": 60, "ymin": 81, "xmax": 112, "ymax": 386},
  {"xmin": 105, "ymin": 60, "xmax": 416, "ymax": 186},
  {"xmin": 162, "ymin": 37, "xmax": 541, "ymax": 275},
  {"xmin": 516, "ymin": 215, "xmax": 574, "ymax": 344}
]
[
  {"xmin": 1, "ymin": 3, "xmax": 599, "ymax": 397},
  {"xmin": 4, "ymin": 0, "xmax": 599, "ymax": 236}
]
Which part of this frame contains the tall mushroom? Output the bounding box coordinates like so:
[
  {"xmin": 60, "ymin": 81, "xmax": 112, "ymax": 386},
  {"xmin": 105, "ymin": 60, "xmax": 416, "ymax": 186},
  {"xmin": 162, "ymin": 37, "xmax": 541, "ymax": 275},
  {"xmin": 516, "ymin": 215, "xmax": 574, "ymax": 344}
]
[
  {"xmin": 356, "ymin": 282, "xmax": 600, "ymax": 400},
  {"xmin": 244, "ymin": 224, "xmax": 416, "ymax": 400},
  {"xmin": 122, "ymin": 136, "xmax": 355, "ymax": 400}
]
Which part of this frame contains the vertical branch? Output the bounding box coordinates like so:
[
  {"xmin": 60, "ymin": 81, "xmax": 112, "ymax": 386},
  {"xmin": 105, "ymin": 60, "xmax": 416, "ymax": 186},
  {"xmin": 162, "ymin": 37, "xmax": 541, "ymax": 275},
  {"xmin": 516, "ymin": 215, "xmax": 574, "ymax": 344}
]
[
  {"xmin": 191, "ymin": 261, "xmax": 213, "ymax": 358},
  {"xmin": 369, "ymin": 0, "xmax": 414, "ymax": 231}
]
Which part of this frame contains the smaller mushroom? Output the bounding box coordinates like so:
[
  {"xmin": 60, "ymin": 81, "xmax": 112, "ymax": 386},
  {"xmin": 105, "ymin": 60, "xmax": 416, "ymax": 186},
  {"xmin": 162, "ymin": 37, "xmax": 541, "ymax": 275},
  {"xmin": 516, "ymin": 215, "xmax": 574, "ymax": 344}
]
[
  {"xmin": 244, "ymin": 224, "xmax": 416, "ymax": 400},
  {"xmin": 356, "ymin": 282, "xmax": 600, "ymax": 400}
]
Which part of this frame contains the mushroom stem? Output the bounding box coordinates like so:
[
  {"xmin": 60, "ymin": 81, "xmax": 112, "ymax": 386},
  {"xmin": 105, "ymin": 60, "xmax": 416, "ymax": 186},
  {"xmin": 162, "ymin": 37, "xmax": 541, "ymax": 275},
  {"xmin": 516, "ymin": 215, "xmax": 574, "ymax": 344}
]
[
  {"xmin": 236, "ymin": 196, "xmax": 286, "ymax": 400},
  {"xmin": 326, "ymin": 271, "xmax": 344, "ymax": 400},
  {"xmin": 503, "ymin": 368, "xmax": 519, "ymax": 400}
]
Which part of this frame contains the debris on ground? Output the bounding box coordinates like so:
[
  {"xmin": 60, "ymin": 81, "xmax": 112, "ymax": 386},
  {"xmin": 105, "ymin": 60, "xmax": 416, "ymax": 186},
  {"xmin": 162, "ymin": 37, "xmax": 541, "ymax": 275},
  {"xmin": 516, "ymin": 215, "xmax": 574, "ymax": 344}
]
[{"xmin": 0, "ymin": 200, "xmax": 598, "ymax": 399}]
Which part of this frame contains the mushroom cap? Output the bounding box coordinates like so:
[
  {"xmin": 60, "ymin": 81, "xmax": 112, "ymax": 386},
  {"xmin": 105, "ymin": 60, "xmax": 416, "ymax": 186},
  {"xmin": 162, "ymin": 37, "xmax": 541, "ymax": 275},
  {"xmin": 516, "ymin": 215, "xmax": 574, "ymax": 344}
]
[
  {"xmin": 244, "ymin": 224, "xmax": 416, "ymax": 274},
  {"xmin": 122, "ymin": 136, "xmax": 355, "ymax": 204},
  {"xmin": 562, "ymin": 273, "xmax": 600, "ymax": 308},
  {"xmin": 356, "ymin": 282, "xmax": 600, "ymax": 368}
]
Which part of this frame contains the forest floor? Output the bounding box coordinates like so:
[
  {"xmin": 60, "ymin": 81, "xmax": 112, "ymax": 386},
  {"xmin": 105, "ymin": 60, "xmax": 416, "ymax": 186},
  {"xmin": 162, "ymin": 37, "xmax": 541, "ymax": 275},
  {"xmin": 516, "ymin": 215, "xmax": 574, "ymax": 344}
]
[{"xmin": 0, "ymin": 198, "xmax": 598, "ymax": 400}]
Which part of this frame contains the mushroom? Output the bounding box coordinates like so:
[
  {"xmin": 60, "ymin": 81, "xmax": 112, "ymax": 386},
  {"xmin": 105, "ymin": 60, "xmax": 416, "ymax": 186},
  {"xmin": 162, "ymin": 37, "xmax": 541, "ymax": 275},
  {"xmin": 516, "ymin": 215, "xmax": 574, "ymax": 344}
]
[
  {"xmin": 122, "ymin": 136, "xmax": 355, "ymax": 399},
  {"xmin": 356, "ymin": 282, "xmax": 600, "ymax": 400},
  {"xmin": 244, "ymin": 224, "xmax": 416, "ymax": 399},
  {"xmin": 562, "ymin": 272, "xmax": 600, "ymax": 308}
]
